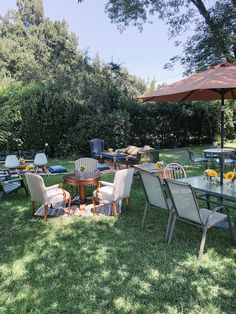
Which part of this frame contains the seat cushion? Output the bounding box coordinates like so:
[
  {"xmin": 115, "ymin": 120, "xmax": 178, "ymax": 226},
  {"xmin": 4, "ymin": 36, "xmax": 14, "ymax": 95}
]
[
  {"xmin": 97, "ymin": 163, "xmax": 110, "ymax": 171},
  {"xmin": 93, "ymin": 186, "xmax": 114, "ymax": 202},
  {"xmin": 194, "ymin": 157, "xmax": 208, "ymax": 163},
  {"xmin": 48, "ymin": 165, "xmax": 67, "ymax": 173},
  {"xmin": 199, "ymin": 208, "xmax": 227, "ymax": 227},
  {"xmin": 46, "ymin": 188, "xmax": 70, "ymax": 206}
]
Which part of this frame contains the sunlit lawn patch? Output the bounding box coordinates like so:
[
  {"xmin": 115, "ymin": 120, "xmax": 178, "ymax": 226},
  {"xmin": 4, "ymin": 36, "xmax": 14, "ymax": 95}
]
[{"xmin": 0, "ymin": 147, "xmax": 235, "ymax": 313}]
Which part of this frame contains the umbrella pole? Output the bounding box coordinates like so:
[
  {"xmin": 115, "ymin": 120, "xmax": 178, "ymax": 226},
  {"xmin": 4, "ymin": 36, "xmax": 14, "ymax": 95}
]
[{"xmin": 220, "ymin": 93, "xmax": 225, "ymax": 185}]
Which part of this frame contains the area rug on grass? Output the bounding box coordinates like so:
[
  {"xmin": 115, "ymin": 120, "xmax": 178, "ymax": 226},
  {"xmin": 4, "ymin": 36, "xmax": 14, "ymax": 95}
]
[{"xmin": 34, "ymin": 200, "xmax": 122, "ymax": 218}]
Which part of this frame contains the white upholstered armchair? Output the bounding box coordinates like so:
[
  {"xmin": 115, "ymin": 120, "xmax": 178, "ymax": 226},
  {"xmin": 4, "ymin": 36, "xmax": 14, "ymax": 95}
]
[
  {"xmin": 93, "ymin": 168, "xmax": 134, "ymax": 217},
  {"xmin": 25, "ymin": 173, "xmax": 71, "ymax": 222}
]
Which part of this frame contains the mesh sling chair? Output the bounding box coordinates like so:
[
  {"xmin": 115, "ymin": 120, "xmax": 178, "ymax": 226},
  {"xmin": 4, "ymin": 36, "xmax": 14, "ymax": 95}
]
[
  {"xmin": 25, "ymin": 173, "xmax": 71, "ymax": 222},
  {"xmin": 164, "ymin": 163, "xmax": 186, "ymax": 179},
  {"xmin": 187, "ymin": 150, "xmax": 208, "ymax": 168},
  {"xmin": 139, "ymin": 171, "xmax": 173, "ymax": 242},
  {"xmin": 164, "ymin": 179, "xmax": 233, "ymax": 260},
  {"xmin": 0, "ymin": 170, "xmax": 28, "ymax": 201},
  {"xmin": 93, "ymin": 168, "xmax": 134, "ymax": 217}
]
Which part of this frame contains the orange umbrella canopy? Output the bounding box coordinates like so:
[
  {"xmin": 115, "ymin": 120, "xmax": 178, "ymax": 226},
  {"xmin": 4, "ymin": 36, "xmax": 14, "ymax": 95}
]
[{"xmin": 139, "ymin": 63, "xmax": 236, "ymax": 103}]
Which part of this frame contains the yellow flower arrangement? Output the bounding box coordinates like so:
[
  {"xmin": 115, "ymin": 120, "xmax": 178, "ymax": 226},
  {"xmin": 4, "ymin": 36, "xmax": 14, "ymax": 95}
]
[
  {"xmin": 155, "ymin": 161, "xmax": 164, "ymax": 169},
  {"xmin": 204, "ymin": 169, "xmax": 218, "ymax": 177},
  {"xmin": 224, "ymin": 171, "xmax": 235, "ymax": 181},
  {"xmin": 25, "ymin": 165, "xmax": 31, "ymax": 171},
  {"xmin": 140, "ymin": 156, "xmax": 150, "ymax": 164},
  {"xmin": 19, "ymin": 158, "xmax": 25, "ymax": 164},
  {"xmin": 108, "ymin": 148, "xmax": 113, "ymax": 152}
]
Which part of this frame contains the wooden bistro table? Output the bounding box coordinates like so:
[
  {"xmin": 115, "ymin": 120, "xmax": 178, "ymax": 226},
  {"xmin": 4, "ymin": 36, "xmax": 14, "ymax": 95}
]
[{"xmin": 63, "ymin": 172, "xmax": 100, "ymax": 204}]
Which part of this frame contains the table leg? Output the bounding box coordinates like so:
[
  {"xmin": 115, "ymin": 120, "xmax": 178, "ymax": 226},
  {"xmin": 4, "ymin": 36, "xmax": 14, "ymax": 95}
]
[{"xmin": 79, "ymin": 184, "xmax": 86, "ymax": 203}]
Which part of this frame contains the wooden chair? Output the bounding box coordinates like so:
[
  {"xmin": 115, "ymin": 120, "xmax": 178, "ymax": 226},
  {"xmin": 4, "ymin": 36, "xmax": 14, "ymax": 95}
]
[
  {"xmin": 74, "ymin": 157, "xmax": 98, "ymax": 174},
  {"xmin": 164, "ymin": 163, "xmax": 186, "ymax": 179}
]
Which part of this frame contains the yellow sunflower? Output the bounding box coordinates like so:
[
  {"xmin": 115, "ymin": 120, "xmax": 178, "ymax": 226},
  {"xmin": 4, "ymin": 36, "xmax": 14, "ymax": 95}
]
[
  {"xmin": 207, "ymin": 169, "xmax": 218, "ymax": 177},
  {"xmin": 224, "ymin": 171, "xmax": 235, "ymax": 181}
]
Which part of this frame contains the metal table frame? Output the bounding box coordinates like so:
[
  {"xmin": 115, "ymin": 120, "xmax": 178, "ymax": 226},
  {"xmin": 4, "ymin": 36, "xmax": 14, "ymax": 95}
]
[{"xmin": 177, "ymin": 175, "xmax": 236, "ymax": 210}]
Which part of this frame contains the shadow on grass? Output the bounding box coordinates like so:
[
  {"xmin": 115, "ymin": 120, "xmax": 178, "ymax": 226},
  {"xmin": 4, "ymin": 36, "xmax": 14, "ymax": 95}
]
[{"xmin": 0, "ymin": 176, "xmax": 235, "ymax": 313}]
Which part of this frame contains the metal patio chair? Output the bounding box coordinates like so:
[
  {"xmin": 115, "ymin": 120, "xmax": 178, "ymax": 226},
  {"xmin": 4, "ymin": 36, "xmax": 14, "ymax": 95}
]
[
  {"xmin": 164, "ymin": 179, "xmax": 233, "ymax": 260},
  {"xmin": 187, "ymin": 149, "xmax": 208, "ymax": 168},
  {"xmin": 139, "ymin": 171, "xmax": 173, "ymax": 242}
]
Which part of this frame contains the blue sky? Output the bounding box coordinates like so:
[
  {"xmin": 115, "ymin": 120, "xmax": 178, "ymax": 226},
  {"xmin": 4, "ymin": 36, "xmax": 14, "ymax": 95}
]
[{"xmin": 0, "ymin": 0, "xmax": 188, "ymax": 84}]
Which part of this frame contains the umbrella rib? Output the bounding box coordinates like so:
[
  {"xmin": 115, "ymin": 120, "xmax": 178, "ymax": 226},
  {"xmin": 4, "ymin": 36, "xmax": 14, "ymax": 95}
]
[
  {"xmin": 142, "ymin": 96, "xmax": 156, "ymax": 103},
  {"xmin": 180, "ymin": 90, "xmax": 195, "ymax": 102}
]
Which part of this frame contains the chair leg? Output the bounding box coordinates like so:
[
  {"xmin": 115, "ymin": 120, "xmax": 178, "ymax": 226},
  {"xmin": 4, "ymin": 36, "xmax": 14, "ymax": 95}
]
[
  {"xmin": 44, "ymin": 204, "xmax": 48, "ymax": 222},
  {"xmin": 112, "ymin": 201, "xmax": 118, "ymax": 217},
  {"xmin": 92, "ymin": 197, "xmax": 97, "ymax": 213},
  {"xmin": 165, "ymin": 210, "xmax": 173, "ymax": 243},
  {"xmin": 141, "ymin": 202, "xmax": 149, "ymax": 229},
  {"xmin": 198, "ymin": 226, "xmax": 208, "ymax": 260},
  {"xmin": 167, "ymin": 214, "xmax": 177, "ymax": 245},
  {"xmin": 32, "ymin": 201, "xmax": 36, "ymax": 216},
  {"xmin": 226, "ymin": 209, "xmax": 235, "ymax": 243},
  {"xmin": 126, "ymin": 197, "xmax": 131, "ymax": 210},
  {"xmin": 68, "ymin": 196, "xmax": 71, "ymax": 215}
]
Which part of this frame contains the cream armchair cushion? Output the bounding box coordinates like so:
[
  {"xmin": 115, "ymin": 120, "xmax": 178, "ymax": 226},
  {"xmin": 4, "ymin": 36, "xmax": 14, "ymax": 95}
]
[{"xmin": 25, "ymin": 173, "xmax": 71, "ymax": 222}]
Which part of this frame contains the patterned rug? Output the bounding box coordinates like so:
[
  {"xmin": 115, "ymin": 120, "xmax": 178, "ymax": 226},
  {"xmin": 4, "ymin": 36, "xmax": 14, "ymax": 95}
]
[{"xmin": 34, "ymin": 200, "xmax": 122, "ymax": 218}]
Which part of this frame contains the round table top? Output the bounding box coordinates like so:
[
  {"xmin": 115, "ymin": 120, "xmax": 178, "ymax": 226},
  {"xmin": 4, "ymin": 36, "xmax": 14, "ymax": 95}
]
[{"xmin": 63, "ymin": 172, "xmax": 100, "ymax": 185}]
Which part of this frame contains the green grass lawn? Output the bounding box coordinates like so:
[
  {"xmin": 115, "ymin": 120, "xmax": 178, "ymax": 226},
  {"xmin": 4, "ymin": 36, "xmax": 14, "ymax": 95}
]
[{"xmin": 0, "ymin": 147, "xmax": 236, "ymax": 313}]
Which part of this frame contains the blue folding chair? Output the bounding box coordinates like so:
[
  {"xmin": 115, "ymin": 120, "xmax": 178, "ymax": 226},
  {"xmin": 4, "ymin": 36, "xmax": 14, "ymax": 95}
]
[{"xmin": 0, "ymin": 170, "xmax": 28, "ymax": 201}]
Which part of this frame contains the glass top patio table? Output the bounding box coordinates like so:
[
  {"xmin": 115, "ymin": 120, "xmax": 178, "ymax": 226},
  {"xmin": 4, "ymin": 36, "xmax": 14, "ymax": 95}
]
[
  {"xmin": 177, "ymin": 175, "xmax": 236, "ymax": 203},
  {"xmin": 203, "ymin": 148, "xmax": 235, "ymax": 157}
]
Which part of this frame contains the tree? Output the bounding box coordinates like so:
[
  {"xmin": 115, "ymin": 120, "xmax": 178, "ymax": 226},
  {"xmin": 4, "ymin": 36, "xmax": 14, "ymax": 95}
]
[{"xmin": 78, "ymin": 0, "xmax": 236, "ymax": 74}]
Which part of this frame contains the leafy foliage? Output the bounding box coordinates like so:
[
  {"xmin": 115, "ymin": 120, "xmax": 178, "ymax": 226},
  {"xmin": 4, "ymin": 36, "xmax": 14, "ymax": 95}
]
[{"xmin": 0, "ymin": 0, "xmax": 234, "ymax": 155}]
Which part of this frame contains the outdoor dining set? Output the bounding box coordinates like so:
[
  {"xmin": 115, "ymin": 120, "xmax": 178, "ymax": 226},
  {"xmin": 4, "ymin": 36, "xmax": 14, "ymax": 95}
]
[{"xmin": 0, "ymin": 137, "xmax": 235, "ymax": 261}]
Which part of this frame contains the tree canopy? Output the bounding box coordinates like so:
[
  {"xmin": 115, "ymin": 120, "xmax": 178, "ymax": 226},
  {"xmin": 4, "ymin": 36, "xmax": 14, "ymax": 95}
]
[
  {"xmin": 78, "ymin": 0, "xmax": 236, "ymax": 74},
  {"xmin": 0, "ymin": 0, "xmax": 235, "ymax": 154}
]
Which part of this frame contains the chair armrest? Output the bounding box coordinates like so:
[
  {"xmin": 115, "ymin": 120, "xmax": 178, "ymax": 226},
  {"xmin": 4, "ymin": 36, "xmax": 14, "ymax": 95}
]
[
  {"xmin": 100, "ymin": 180, "xmax": 114, "ymax": 187},
  {"xmin": 205, "ymin": 205, "xmax": 226, "ymax": 226},
  {"xmin": 45, "ymin": 183, "xmax": 60, "ymax": 191}
]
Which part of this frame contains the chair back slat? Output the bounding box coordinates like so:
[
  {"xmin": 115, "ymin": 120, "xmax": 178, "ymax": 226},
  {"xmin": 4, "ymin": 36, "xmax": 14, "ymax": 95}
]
[
  {"xmin": 75, "ymin": 158, "xmax": 98, "ymax": 174},
  {"xmin": 164, "ymin": 163, "xmax": 186, "ymax": 180},
  {"xmin": 165, "ymin": 179, "xmax": 202, "ymax": 224},
  {"xmin": 139, "ymin": 172, "xmax": 168, "ymax": 210}
]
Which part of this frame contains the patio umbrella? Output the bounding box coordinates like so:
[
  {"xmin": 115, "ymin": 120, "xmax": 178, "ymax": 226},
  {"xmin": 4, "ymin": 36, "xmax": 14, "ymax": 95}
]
[{"xmin": 138, "ymin": 62, "xmax": 236, "ymax": 185}]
